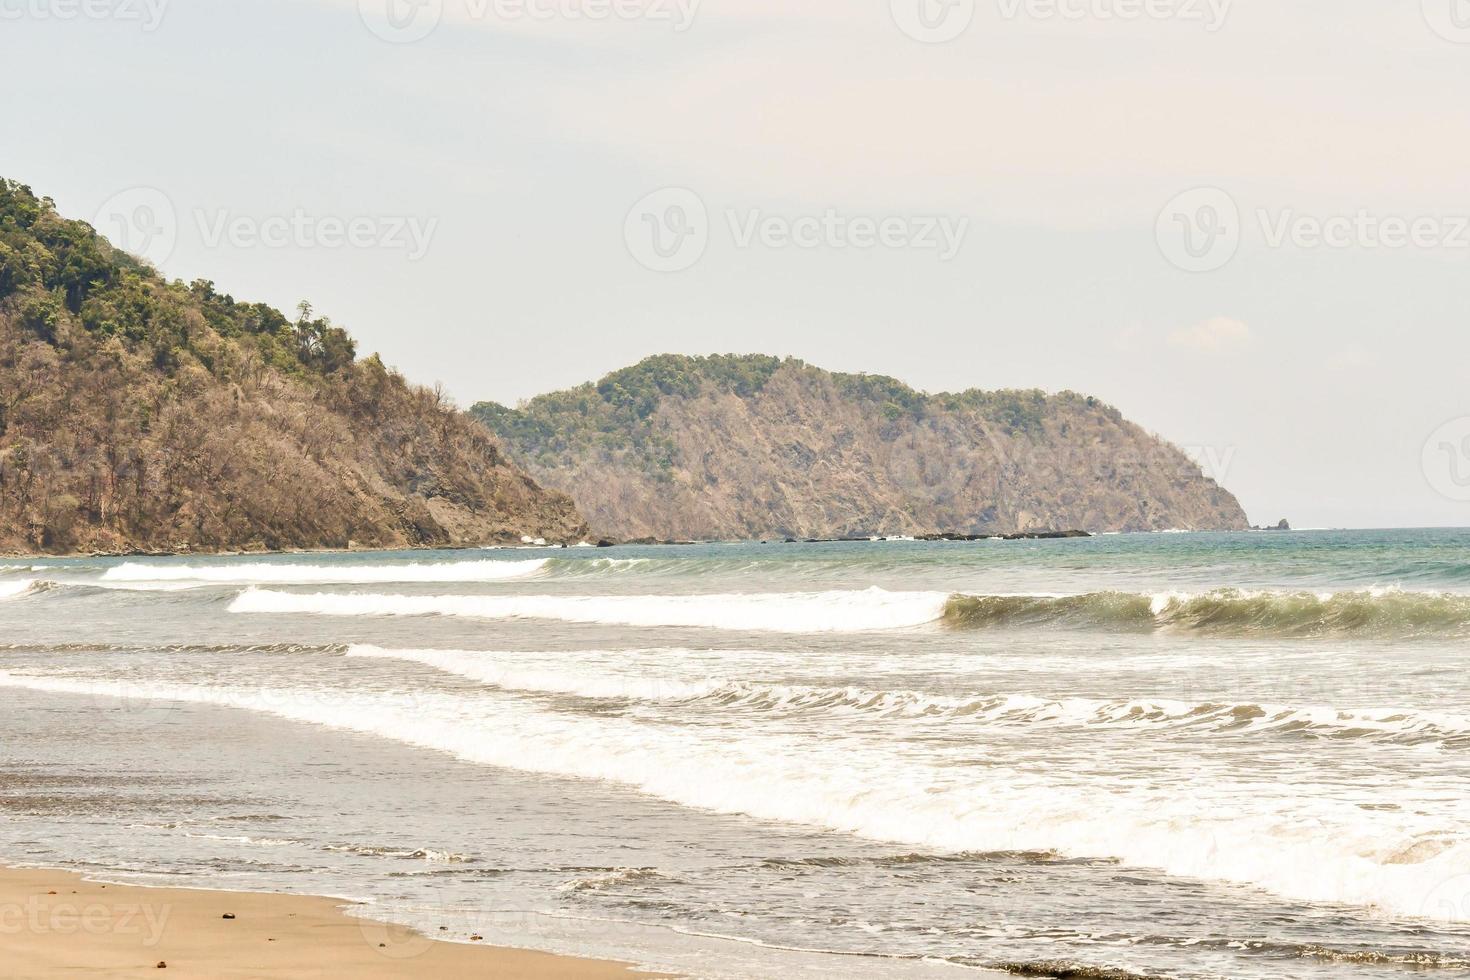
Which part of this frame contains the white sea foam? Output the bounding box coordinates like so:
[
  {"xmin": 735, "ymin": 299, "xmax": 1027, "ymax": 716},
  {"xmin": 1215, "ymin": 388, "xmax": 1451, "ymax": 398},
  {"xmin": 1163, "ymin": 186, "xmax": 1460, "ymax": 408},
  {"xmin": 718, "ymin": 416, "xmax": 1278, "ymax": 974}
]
[
  {"xmin": 561, "ymin": 867, "xmax": 670, "ymax": 892},
  {"xmin": 344, "ymin": 646, "xmax": 1470, "ymax": 743},
  {"xmin": 322, "ymin": 843, "xmax": 472, "ymax": 862},
  {"xmin": 346, "ymin": 645, "xmax": 724, "ymax": 700},
  {"xmin": 230, "ymin": 587, "xmax": 950, "ymax": 633},
  {"xmin": 101, "ymin": 559, "xmax": 549, "ymax": 586},
  {"xmin": 355, "ymin": 642, "xmax": 1241, "ymax": 682},
  {"xmin": 348, "ymin": 644, "xmax": 1261, "ymax": 698},
  {"xmin": 0, "ymin": 580, "xmax": 37, "ymax": 600},
  {"xmin": 93, "ymin": 581, "xmax": 210, "ymax": 593},
  {"xmin": 183, "ymin": 832, "xmax": 298, "ymax": 847},
  {"xmin": 2, "ymin": 669, "xmax": 1467, "ymax": 924}
]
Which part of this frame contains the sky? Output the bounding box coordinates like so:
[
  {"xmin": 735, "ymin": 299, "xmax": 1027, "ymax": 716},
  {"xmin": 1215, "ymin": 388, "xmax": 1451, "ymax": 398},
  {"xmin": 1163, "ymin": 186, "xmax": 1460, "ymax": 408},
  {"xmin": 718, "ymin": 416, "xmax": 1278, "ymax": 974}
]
[{"xmin": 4, "ymin": 0, "xmax": 1469, "ymax": 528}]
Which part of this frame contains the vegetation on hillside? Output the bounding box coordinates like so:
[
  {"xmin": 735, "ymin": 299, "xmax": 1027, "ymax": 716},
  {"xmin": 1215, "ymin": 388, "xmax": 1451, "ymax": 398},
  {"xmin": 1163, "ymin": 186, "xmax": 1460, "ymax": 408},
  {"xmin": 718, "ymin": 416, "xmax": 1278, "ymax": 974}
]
[
  {"xmin": 0, "ymin": 179, "xmax": 584, "ymax": 553},
  {"xmin": 474, "ymin": 354, "xmax": 786, "ymax": 480},
  {"xmin": 472, "ymin": 354, "xmax": 1092, "ymax": 470},
  {"xmin": 473, "ymin": 354, "xmax": 1247, "ymax": 540}
]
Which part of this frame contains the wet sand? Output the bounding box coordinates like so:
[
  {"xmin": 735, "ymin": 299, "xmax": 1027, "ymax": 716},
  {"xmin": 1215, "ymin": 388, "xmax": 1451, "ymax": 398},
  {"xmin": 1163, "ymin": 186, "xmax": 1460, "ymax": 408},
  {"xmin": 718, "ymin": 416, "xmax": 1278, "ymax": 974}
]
[{"xmin": 0, "ymin": 867, "xmax": 671, "ymax": 979}]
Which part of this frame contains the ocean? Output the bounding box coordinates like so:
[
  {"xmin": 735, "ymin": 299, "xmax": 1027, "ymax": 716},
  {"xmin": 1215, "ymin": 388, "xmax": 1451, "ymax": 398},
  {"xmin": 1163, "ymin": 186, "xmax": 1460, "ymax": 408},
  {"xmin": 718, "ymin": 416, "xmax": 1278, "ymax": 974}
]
[{"xmin": 1, "ymin": 529, "xmax": 1469, "ymax": 978}]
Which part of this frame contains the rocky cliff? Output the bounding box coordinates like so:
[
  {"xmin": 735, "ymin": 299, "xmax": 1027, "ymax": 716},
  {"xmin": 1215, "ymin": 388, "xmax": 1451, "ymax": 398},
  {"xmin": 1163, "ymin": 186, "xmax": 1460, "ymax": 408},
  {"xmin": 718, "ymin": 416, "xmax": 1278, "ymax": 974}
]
[
  {"xmin": 0, "ymin": 179, "xmax": 587, "ymax": 554},
  {"xmin": 473, "ymin": 354, "xmax": 1248, "ymax": 540}
]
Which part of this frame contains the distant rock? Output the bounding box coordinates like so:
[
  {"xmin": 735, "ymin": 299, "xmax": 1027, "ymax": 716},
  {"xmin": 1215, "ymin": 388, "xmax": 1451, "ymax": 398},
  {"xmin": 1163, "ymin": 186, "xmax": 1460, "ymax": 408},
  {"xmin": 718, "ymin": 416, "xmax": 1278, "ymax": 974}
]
[
  {"xmin": 1001, "ymin": 529, "xmax": 1092, "ymax": 540},
  {"xmin": 473, "ymin": 354, "xmax": 1249, "ymax": 541}
]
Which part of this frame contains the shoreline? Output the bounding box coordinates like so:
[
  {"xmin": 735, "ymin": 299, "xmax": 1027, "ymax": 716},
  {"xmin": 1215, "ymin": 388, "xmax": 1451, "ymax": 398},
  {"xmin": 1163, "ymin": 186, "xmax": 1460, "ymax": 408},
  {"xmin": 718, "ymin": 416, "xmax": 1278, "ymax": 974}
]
[
  {"xmin": 0, "ymin": 866, "xmax": 673, "ymax": 979},
  {"xmin": 0, "ymin": 527, "xmax": 1300, "ymax": 562},
  {"xmin": 0, "ymin": 540, "xmax": 593, "ymax": 561}
]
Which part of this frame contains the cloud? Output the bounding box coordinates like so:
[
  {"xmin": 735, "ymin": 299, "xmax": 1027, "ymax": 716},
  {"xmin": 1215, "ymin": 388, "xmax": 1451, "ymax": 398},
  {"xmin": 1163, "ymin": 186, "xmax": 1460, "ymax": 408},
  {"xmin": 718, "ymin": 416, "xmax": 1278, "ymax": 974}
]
[
  {"xmin": 1167, "ymin": 317, "xmax": 1253, "ymax": 354},
  {"xmin": 327, "ymin": 2, "xmax": 1470, "ymax": 227},
  {"xmin": 1112, "ymin": 322, "xmax": 1146, "ymax": 352},
  {"xmin": 1325, "ymin": 344, "xmax": 1375, "ymax": 372}
]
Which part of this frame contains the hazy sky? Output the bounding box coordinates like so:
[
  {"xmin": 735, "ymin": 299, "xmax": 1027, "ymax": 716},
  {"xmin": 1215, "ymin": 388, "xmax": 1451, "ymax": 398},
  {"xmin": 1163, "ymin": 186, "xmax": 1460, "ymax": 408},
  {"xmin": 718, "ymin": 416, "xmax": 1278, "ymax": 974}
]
[{"xmin": 6, "ymin": 0, "xmax": 1469, "ymax": 528}]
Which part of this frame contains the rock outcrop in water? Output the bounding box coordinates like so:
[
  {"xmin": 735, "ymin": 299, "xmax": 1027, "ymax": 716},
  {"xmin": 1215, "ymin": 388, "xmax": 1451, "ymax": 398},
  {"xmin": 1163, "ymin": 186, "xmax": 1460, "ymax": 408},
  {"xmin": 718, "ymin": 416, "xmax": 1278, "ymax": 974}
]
[
  {"xmin": 471, "ymin": 354, "xmax": 1249, "ymax": 541},
  {"xmin": 0, "ymin": 179, "xmax": 588, "ymax": 554}
]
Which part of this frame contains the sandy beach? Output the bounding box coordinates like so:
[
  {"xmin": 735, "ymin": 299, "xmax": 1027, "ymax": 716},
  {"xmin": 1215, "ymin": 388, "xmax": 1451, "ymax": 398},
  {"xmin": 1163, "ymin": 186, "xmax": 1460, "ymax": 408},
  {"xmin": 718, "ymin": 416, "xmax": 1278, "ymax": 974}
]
[{"xmin": 0, "ymin": 868, "xmax": 670, "ymax": 979}]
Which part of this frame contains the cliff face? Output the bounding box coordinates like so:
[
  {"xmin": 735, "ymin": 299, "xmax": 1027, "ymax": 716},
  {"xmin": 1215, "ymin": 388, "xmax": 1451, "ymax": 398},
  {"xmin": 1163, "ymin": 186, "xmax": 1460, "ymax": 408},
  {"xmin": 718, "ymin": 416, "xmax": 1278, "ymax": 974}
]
[
  {"xmin": 0, "ymin": 179, "xmax": 587, "ymax": 554},
  {"xmin": 474, "ymin": 355, "xmax": 1248, "ymax": 541}
]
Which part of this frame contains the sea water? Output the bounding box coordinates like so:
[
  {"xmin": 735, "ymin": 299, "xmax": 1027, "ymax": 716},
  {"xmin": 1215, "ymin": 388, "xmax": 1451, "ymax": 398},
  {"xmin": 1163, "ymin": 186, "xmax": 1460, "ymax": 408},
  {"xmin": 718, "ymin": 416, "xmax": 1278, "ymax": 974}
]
[{"xmin": 1, "ymin": 529, "xmax": 1469, "ymax": 978}]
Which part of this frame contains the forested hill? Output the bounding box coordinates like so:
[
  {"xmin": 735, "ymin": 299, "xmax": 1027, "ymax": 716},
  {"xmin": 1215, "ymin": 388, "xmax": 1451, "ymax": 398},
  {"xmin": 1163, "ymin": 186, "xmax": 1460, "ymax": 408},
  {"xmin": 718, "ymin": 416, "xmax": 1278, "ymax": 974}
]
[
  {"xmin": 0, "ymin": 179, "xmax": 587, "ymax": 554},
  {"xmin": 472, "ymin": 355, "xmax": 1248, "ymax": 541}
]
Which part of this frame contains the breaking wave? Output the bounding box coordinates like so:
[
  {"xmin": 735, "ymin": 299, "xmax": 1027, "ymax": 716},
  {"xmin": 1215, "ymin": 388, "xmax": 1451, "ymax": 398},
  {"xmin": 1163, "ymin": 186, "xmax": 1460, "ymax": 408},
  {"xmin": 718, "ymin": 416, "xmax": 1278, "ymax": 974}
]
[
  {"xmin": 0, "ymin": 579, "xmax": 52, "ymax": 601},
  {"xmin": 0, "ymin": 579, "xmax": 36, "ymax": 600},
  {"xmin": 345, "ymin": 646, "xmax": 1470, "ymax": 748},
  {"xmin": 2, "ymin": 670, "xmax": 1468, "ymax": 924},
  {"xmin": 944, "ymin": 588, "xmax": 1470, "ymax": 638},
  {"xmin": 226, "ymin": 586, "xmax": 1470, "ymax": 637},
  {"xmin": 230, "ymin": 587, "xmax": 950, "ymax": 633},
  {"xmin": 100, "ymin": 558, "xmax": 549, "ymax": 586}
]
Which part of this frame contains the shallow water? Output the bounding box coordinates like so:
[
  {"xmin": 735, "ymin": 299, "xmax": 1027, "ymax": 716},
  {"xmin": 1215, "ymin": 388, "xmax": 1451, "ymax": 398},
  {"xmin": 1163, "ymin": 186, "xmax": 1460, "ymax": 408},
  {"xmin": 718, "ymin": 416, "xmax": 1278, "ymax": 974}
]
[{"xmin": 2, "ymin": 530, "xmax": 1469, "ymax": 978}]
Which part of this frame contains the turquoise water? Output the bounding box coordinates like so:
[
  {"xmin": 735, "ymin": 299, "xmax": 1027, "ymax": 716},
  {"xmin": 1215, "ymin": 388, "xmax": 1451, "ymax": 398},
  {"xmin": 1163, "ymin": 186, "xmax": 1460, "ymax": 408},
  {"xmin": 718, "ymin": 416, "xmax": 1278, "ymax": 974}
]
[{"xmin": 1, "ymin": 529, "xmax": 1469, "ymax": 978}]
